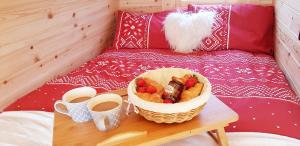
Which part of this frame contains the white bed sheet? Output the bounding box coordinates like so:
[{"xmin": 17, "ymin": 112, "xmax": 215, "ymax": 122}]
[
  {"xmin": 0, "ymin": 111, "xmax": 299, "ymax": 146},
  {"xmin": 0, "ymin": 111, "xmax": 53, "ymax": 146}
]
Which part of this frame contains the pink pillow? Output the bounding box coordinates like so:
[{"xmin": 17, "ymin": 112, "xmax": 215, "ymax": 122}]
[
  {"xmin": 188, "ymin": 4, "xmax": 274, "ymax": 54},
  {"xmin": 113, "ymin": 10, "xmax": 185, "ymax": 49}
]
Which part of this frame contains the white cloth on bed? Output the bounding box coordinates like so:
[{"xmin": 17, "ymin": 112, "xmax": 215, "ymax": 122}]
[
  {"xmin": 0, "ymin": 111, "xmax": 53, "ymax": 146},
  {"xmin": 165, "ymin": 132, "xmax": 300, "ymax": 146},
  {"xmin": 0, "ymin": 111, "xmax": 299, "ymax": 146}
]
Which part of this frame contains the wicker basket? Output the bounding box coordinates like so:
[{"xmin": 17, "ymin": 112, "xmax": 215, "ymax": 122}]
[
  {"xmin": 127, "ymin": 68, "xmax": 211, "ymax": 123},
  {"xmin": 136, "ymin": 104, "xmax": 206, "ymax": 123}
]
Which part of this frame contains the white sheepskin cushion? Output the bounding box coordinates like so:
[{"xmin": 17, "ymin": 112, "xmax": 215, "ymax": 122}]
[{"xmin": 164, "ymin": 12, "xmax": 216, "ymax": 53}]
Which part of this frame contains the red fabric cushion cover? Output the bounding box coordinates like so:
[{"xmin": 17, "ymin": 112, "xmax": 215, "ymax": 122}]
[
  {"xmin": 188, "ymin": 4, "xmax": 274, "ymax": 54},
  {"xmin": 230, "ymin": 4, "xmax": 274, "ymax": 54},
  {"xmin": 187, "ymin": 4, "xmax": 231, "ymax": 51},
  {"xmin": 113, "ymin": 10, "xmax": 176, "ymax": 49}
]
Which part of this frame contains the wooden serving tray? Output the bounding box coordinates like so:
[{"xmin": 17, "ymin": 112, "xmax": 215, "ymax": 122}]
[{"xmin": 53, "ymin": 89, "xmax": 238, "ymax": 146}]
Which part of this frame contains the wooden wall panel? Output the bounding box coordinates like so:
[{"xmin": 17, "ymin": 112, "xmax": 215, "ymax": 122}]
[
  {"xmin": 0, "ymin": 0, "xmax": 119, "ymax": 110},
  {"xmin": 119, "ymin": 0, "xmax": 272, "ymax": 12},
  {"xmin": 274, "ymin": 0, "xmax": 300, "ymax": 96}
]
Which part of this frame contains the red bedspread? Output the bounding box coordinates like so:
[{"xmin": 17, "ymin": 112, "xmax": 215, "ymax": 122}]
[{"xmin": 5, "ymin": 48, "xmax": 300, "ymax": 139}]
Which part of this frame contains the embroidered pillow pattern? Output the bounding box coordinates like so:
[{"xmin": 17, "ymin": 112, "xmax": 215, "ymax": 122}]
[
  {"xmin": 189, "ymin": 5, "xmax": 230, "ymax": 51},
  {"xmin": 114, "ymin": 11, "xmax": 153, "ymax": 49}
]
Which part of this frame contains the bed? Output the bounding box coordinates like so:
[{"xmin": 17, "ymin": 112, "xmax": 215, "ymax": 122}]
[
  {"xmin": 1, "ymin": 2, "xmax": 299, "ymax": 145},
  {"xmin": 4, "ymin": 48, "xmax": 300, "ymax": 140}
]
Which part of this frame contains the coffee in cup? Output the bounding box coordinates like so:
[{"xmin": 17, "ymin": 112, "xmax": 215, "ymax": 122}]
[
  {"xmin": 54, "ymin": 87, "xmax": 96, "ymax": 122},
  {"xmin": 92, "ymin": 101, "xmax": 119, "ymax": 112},
  {"xmin": 69, "ymin": 96, "xmax": 92, "ymax": 103},
  {"xmin": 87, "ymin": 94, "xmax": 123, "ymax": 131}
]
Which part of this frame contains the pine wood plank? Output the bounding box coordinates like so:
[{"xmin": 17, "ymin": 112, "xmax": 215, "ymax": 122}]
[
  {"xmin": 0, "ymin": 30, "xmax": 112, "ymax": 110},
  {"xmin": 0, "ymin": 3, "xmax": 112, "ymax": 57},
  {"xmin": 0, "ymin": 11, "xmax": 114, "ymax": 81},
  {"xmin": 274, "ymin": 0, "xmax": 300, "ymax": 96},
  {"xmin": 0, "ymin": 0, "xmax": 118, "ymax": 110},
  {"xmin": 276, "ymin": 21, "xmax": 300, "ymax": 63},
  {"xmin": 0, "ymin": 0, "xmax": 92, "ymax": 32},
  {"xmin": 0, "ymin": 0, "xmax": 112, "ymax": 47},
  {"xmin": 275, "ymin": 37, "xmax": 300, "ymax": 96},
  {"xmin": 275, "ymin": 0, "xmax": 300, "ymax": 38}
]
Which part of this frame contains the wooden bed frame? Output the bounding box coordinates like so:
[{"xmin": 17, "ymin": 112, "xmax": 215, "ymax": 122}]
[{"xmin": 0, "ymin": 0, "xmax": 299, "ymax": 110}]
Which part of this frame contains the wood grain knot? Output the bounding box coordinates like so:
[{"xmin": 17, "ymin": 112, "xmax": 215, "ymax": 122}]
[
  {"xmin": 107, "ymin": 4, "xmax": 110, "ymax": 8},
  {"xmin": 3, "ymin": 80, "xmax": 8, "ymax": 85},
  {"xmin": 87, "ymin": 24, "xmax": 91, "ymax": 28},
  {"xmin": 55, "ymin": 55, "xmax": 58, "ymax": 59},
  {"xmin": 81, "ymin": 27, "xmax": 84, "ymax": 31},
  {"xmin": 40, "ymin": 64, "xmax": 43, "ymax": 68},
  {"xmin": 72, "ymin": 12, "xmax": 76, "ymax": 18},
  {"xmin": 30, "ymin": 46, "xmax": 34, "ymax": 50},
  {"xmin": 34, "ymin": 56, "xmax": 40, "ymax": 63},
  {"xmin": 48, "ymin": 12, "xmax": 53, "ymax": 19},
  {"xmin": 74, "ymin": 23, "xmax": 78, "ymax": 27}
]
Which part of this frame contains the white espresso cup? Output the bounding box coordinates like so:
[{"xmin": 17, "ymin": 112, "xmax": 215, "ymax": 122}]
[
  {"xmin": 54, "ymin": 87, "xmax": 96, "ymax": 122},
  {"xmin": 87, "ymin": 93, "xmax": 123, "ymax": 131}
]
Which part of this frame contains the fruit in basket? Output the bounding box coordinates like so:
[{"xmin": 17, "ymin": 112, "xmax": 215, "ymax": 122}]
[
  {"xmin": 163, "ymin": 99, "xmax": 173, "ymax": 104},
  {"xmin": 146, "ymin": 85, "xmax": 157, "ymax": 94},
  {"xmin": 185, "ymin": 76, "xmax": 198, "ymax": 89},
  {"xmin": 135, "ymin": 78, "xmax": 164, "ymax": 103},
  {"xmin": 129, "ymin": 68, "xmax": 212, "ymax": 124},
  {"xmin": 144, "ymin": 78, "xmax": 164, "ymax": 94},
  {"xmin": 136, "ymin": 87, "xmax": 147, "ymax": 93},
  {"xmin": 136, "ymin": 78, "xmax": 146, "ymax": 87},
  {"xmin": 135, "ymin": 74, "xmax": 204, "ymax": 103},
  {"xmin": 180, "ymin": 82, "xmax": 204, "ymax": 102}
]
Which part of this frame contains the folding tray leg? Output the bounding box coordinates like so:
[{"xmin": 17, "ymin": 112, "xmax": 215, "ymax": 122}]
[{"xmin": 216, "ymin": 127, "xmax": 229, "ymax": 146}]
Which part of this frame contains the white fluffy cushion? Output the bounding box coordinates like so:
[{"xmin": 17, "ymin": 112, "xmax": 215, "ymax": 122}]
[{"xmin": 164, "ymin": 12, "xmax": 216, "ymax": 53}]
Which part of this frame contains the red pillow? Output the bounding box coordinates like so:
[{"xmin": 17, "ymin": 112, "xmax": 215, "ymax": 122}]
[
  {"xmin": 189, "ymin": 4, "xmax": 274, "ymax": 54},
  {"xmin": 113, "ymin": 10, "xmax": 185, "ymax": 49},
  {"xmin": 188, "ymin": 4, "xmax": 231, "ymax": 52}
]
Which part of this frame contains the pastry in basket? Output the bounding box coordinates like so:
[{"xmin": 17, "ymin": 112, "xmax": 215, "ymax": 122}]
[
  {"xmin": 128, "ymin": 68, "xmax": 212, "ymax": 123},
  {"xmin": 135, "ymin": 75, "xmax": 204, "ymax": 103},
  {"xmin": 144, "ymin": 78, "xmax": 164, "ymax": 94},
  {"xmin": 180, "ymin": 75, "xmax": 204, "ymax": 102},
  {"xmin": 180, "ymin": 83, "xmax": 204, "ymax": 102},
  {"xmin": 135, "ymin": 78, "xmax": 164, "ymax": 103},
  {"xmin": 171, "ymin": 74, "xmax": 192, "ymax": 85},
  {"xmin": 136, "ymin": 93, "xmax": 163, "ymax": 103}
]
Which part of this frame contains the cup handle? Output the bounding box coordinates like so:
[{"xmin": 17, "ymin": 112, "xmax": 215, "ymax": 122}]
[
  {"xmin": 98, "ymin": 116, "xmax": 109, "ymax": 131},
  {"xmin": 54, "ymin": 100, "xmax": 70, "ymax": 116}
]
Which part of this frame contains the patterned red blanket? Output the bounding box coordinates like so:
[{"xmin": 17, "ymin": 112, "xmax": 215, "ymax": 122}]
[{"xmin": 5, "ymin": 48, "xmax": 300, "ymax": 139}]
